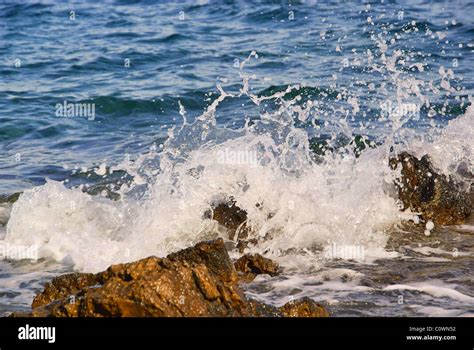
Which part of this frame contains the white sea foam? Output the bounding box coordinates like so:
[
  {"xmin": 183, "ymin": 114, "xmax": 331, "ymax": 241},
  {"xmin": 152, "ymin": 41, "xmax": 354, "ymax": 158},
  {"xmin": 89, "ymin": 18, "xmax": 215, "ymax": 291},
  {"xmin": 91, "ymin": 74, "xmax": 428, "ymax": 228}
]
[
  {"xmin": 407, "ymin": 305, "xmax": 463, "ymax": 317},
  {"xmin": 4, "ymin": 132, "xmax": 404, "ymax": 272},
  {"xmin": 384, "ymin": 283, "xmax": 474, "ymax": 303}
]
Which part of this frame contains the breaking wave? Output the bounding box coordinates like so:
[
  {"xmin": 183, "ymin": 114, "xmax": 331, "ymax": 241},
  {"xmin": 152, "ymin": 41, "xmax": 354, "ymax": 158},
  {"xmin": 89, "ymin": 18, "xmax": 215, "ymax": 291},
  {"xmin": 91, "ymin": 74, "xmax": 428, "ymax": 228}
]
[{"xmin": 4, "ymin": 47, "xmax": 473, "ymax": 272}]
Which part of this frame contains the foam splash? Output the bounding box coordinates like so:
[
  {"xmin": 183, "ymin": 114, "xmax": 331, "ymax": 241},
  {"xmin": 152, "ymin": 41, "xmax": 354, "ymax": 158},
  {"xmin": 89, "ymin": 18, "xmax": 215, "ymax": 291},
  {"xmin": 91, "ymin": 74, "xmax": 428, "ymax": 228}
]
[
  {"xmin": 4, "ymin": 124, "xmax": 404, "ymax": 272},
  {"xmin": 383, "ymin": 282, "xmax": 474, "ymax": 303}
]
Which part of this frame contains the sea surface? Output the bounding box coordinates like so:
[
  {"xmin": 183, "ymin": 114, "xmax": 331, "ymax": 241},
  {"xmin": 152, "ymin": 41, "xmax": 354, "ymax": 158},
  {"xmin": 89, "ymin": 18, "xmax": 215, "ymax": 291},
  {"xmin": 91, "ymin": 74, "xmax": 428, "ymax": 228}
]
[{"xmin": 0, "ymin": 0, "xmax": 473, "ymax": 316}]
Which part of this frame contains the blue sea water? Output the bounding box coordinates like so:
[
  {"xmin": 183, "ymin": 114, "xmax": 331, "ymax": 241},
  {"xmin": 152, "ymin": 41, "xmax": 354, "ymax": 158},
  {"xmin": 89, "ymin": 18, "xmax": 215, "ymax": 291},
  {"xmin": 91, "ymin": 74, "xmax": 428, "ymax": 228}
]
[
  {"xmin": 1, "ymin": 0, "xmax": 473, "ymax": 194},
  {"xmin": 0, "ymin": 1, "xmax": 473, "ymax": 316}
]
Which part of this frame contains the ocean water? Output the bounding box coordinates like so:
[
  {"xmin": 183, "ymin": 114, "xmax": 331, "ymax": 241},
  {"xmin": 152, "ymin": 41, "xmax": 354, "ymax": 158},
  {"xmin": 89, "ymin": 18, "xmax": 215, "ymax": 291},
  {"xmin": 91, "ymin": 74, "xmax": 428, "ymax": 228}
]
[{"xmin": 0, "ymin": 0, "xmax": 473, "ymax": 316}]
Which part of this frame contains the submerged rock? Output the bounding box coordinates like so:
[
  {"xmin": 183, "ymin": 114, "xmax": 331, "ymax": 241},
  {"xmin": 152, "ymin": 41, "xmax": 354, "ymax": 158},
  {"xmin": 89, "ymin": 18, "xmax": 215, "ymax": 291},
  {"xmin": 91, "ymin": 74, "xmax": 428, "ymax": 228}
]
[
  {"xmin": 234, "ymin": 254, "xmax": 280, "ymax": 282},
  {"xmin": 390, "ymin": 152, "xmax": 471, "ymax": 225},
  {"xmin": 23, "ymin": 239, "xmax": 328, "ymax": 317}
]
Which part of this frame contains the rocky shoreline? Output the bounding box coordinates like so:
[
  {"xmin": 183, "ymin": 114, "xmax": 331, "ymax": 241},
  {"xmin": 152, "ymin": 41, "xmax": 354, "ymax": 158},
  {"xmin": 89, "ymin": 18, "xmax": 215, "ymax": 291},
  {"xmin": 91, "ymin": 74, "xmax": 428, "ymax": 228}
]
[
  {"xmin": 7, "ymin": 152, "xmax": 473, "ymax": 317},
  {"xmin": 14, "ymin": 239, "xmax": 327, "ymax": 317}
]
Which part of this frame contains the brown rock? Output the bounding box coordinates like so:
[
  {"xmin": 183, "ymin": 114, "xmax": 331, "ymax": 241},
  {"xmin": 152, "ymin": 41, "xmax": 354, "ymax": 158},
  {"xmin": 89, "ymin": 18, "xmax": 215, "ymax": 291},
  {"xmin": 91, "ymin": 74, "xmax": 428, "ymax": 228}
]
[
  {"xmin": 29, "ymin": 257, "xmax": 249, "ymax": 317},
  {"xmin": 279, "ymin": 297, "xmax": 329, "ymax": 317},
  {"xmin": 390, "ymin": 152, "xmax": 471, "ymax": 225},
  {"xmin": 248, "ymin": 297, "xmax": 329, "ymax": 317},
  {"xmin": 24, "ymin": 239, "xmax": 328, "ymax": 318},
  {"xmin": 234, "ymin": 254, "xmax": 280, "ymax": 282},
  {"xmin": 247, "ymin": 300, "xmax": 282, "ymax": 317},
  {"xmin": 167, "ymin": 238, "xmax": 236, "ymax": 282},
  {"xmin": 32, "ymin": 272, "xmax": 98, "ymax": 309},
  {"xmin": 248, "ymin": 298, "xmax": 329, "ymax": 317}
]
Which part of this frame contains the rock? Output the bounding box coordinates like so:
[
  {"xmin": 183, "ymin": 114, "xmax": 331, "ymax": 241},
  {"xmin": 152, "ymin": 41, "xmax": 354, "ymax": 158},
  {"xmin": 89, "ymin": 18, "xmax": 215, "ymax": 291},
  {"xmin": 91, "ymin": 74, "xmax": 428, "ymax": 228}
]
[
  {"xmin": 167, "ymin": 238, "xmax": 236, "ymax": 282},
  {"xmin": 208, "ymin": 199, "xmax": 249, "ymax": 240},
  {"xmin": 236, "ymin": 238, "xmax": 258, "ymax": 254},
  {"xmin": 29, "ymin": 257, "xmax": 249, "ymax": 317},
  {"xmin": 247, "ymin": 298, "xmax": 329, "ymax": 317},
  {"xmin": 246, "ymin": 300, "xmax": 282, "ymax": 317},
  {"xmin": 204, "ymin": 199, "xmax": 277, "ymax": 252},
  {"xmin": 278, "ymin": 297, "xmax": 329, "ymax": 317},
  {"xmin": 32, "ymin": 273, "xmax": 98, "ymax": 309},
  {"xmin": 234, "ymin": 254, "xmax": 280, "ymax": 282},
  {"xmin": 390, "ymin": 152, "xmax": 471, "ymax": 225},
  {"xmin": 204, "ymin": 199, "xmax": 277, "ymax": 250},
  {"xmin": 24, "ymin": 239, "xmax": 328, "ymax": 317},
  {"xmin": 29, "ymin": 240, "xmax": 248, "ymax": 317},
  {"xmin": 23, "ymin": 238, "xmax": 324, "ymax": 318}
]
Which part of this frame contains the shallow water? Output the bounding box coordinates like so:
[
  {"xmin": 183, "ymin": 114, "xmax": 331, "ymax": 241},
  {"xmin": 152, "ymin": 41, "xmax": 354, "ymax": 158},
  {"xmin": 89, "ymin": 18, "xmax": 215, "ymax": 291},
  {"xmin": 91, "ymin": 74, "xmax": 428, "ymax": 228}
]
[
  {"xmin": 245, "ymin": 214, "xmax": 474, "ymax": 317},
  {"xmin": 1, "ymin": 1, "xmax": 473, "ymax": 316}
]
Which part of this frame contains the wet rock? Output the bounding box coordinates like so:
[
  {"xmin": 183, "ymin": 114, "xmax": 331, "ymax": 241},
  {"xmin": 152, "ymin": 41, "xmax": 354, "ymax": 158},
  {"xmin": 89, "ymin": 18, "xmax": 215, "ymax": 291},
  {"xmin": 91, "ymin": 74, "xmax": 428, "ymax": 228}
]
[
  {"xmin": 236, "ymin": 238, "xmax": 258, "ymax": 254},
  {"xmin": 28, "ymin": 240, "xmax": 249, "ymax": 317},
  {"xmin": 167, "ymin": 238, "xmax": 236, "ymax": 282},
  {"xmin": 209, "ymin": 199, "xmax": 249, "ymax": 240},
  {"xmin": 32, "ymin": 273, "xmax": 98, "ymax": 309},
  {"xmin": 29, "ymin": 255, "xmax": 249, "ymax": 316},
  {"xmin": 204, "ymin": 199, "xmax": 276, "ymax": 248},
  {"xmin": 246, "ymin": 300, "xmax": 282, "ymax": 317},
  {"xmin": 390, "ymin": 152, "xmax": 471, "ymax": 225},
  {"xmin": 278, "ymin": 297, "xmax": 330, "ymax": 317},
  {"xmin": 234, "ymin": 254, "xmax": 280, "ymax": 282},
  {"xmin": 24, "ymin": 239, "xmax": 328, "ymax": 317},
  {"xmin": 247, "ymin": 298, "xmax": 329, "ymax": 317},
  {"xmin": 208, "ymin": 203, "xmax": 279, "ymax": 251}
]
